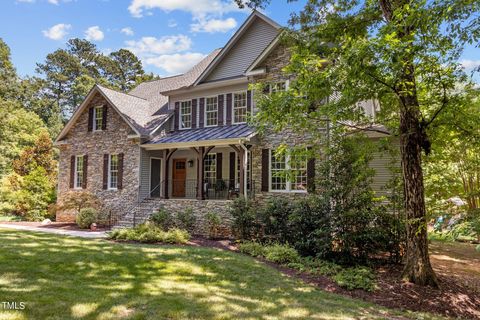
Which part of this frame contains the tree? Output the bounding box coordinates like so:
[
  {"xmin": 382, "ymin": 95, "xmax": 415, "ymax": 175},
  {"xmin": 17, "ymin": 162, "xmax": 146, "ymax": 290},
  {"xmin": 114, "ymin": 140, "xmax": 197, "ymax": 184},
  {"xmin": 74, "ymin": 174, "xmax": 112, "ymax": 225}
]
[
  {"xmin": 239, "ymin": 0, "xmax": 480, "ymax": 286},
  {"xmin": 103, "ymin": 49, "xmax": 146, "ymax": 92},
  {"xmin": 0, "ymin": 38, "xmax": 18, "ymax": 99}
]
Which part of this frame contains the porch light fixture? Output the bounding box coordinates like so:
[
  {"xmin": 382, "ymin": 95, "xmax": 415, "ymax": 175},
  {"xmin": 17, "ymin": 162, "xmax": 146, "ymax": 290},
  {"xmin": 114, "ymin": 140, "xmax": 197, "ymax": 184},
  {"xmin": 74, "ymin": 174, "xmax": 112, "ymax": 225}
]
[{"xmin": 187, "ymin": 159, "xmax": 194, "ymax": 167}]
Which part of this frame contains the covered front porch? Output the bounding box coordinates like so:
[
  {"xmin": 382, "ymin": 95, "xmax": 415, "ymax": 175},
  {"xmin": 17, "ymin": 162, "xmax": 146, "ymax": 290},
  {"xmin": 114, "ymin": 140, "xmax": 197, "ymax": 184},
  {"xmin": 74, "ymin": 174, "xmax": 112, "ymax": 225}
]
[{"xmin": 139, "ymin": 125, "xmax": 256, "ymax": 201}]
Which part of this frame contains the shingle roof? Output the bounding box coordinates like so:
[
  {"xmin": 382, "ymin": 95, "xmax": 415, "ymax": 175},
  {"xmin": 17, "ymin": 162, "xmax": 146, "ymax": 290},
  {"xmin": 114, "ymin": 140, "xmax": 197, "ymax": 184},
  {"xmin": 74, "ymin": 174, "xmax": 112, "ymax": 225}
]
[
  {"xmin": 146, "ymin": 124, "xmax": 255, "ymax": 145},
  {"xmin": 97, "ymin": 49, "xmax": 221, "ymax": 136}
]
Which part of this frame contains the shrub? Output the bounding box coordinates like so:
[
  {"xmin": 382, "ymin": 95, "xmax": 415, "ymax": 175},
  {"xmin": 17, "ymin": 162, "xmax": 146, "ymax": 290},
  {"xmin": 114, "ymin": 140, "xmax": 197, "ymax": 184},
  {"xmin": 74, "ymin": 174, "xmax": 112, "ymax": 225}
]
[
  {"xmin": 151, "ymin": 209, "xmax": 174, "ymax": 230},
  {"xmin": 476, "ymin": 244, "xmax": 480, "ymax": 252},
  {"xmin": 301, "ymin": 257, "xmax": 342, "ymax": 276},
  {"xmin": 333, "ymin": 267, "xmax": 376, "ymax": 291},
  {"xmin": 176, "ymin": 208, "xmax": 196, "ymax": 231},
  {"xmin": 76, "ymin": 207, "xmax": 97, "ymax": 229},
  {"xmin": 259, "ymin": 198, "xmax": 294, "ymax": 243},
  {"xmin": 205, "ymin": 211, "xmax": 221, "ymax": 239},
  {"xmin": 238, "ymin": 241, "xmax": 264, "ymax": 257},
  {"xmin": 108, "ymin": 223, "xmax": 190, "ymax": 244},
  {"xmin": 263, "ymin": 243, "xmax": 300, "ymax": 264},
  {"xmin": 230, "ymin": 197, "xmax": 259, "ymax": 240}
]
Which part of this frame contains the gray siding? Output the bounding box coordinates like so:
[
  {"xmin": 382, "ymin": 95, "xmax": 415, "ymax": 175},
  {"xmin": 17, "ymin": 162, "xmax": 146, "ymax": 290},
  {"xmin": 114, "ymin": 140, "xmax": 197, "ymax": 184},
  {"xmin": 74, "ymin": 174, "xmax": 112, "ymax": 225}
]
[
  {"xmin": 205, "ymin": 18, "xmax": 278, "ymax": 82},
  {"xmin": 139, "ymin": 149, "xmax": 164, "ymax": 199},
  {"xmin": 370, "ymin": 138, "xmax": 401, "ymax": 197}
]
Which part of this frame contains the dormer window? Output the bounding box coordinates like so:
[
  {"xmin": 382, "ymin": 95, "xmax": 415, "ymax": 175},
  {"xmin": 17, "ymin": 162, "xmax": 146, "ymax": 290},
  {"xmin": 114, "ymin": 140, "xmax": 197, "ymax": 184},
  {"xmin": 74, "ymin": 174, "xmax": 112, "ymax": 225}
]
[
  {"xmin": 180, "ymin": 101, "xmax": 192, "ymax": 129},
  {"xmin": 93, "ymin": 106, "xmax": 103, "ymax": 131}
]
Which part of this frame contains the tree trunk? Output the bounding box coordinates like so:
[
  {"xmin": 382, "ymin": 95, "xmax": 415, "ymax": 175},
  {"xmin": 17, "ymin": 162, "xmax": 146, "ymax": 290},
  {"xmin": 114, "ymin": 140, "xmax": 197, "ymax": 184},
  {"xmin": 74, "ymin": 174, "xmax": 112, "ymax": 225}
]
[{"xmin": 399, "ymin": 106, "xmax": 438, "ymax": 287}]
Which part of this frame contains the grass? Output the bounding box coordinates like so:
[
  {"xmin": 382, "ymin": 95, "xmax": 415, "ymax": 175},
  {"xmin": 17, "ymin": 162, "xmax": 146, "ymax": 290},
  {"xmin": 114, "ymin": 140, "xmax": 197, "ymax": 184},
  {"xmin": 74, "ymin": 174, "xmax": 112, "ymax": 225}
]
[{"xmin": 0, "ymin": 229, "xmax": 444, "ymax": 320}]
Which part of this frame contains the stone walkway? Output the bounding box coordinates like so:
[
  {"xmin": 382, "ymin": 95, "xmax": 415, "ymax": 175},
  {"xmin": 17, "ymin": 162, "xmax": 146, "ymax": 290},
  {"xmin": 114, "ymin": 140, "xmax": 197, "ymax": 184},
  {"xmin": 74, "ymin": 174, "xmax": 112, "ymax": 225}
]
[{"xmin": 0, "ymin": 223, "xmax": 107, "ymax": 238}]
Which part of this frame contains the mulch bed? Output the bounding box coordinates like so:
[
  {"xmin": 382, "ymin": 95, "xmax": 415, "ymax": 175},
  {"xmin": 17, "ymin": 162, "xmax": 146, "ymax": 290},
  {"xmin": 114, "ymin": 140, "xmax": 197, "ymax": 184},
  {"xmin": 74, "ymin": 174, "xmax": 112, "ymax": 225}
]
[{"xmin": 190, "ymin": 237, "xmax": 480, "ymax": 319}]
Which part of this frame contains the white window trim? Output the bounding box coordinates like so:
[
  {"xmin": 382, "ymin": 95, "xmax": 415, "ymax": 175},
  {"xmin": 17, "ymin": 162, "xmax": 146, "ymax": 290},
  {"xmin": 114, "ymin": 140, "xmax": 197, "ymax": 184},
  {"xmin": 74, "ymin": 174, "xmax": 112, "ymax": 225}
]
[
  {"xmin": 108, "ymin": 154, "xmax": 118, "ymax": 190},
  {"xmin": 232, "ymin": 90, "xmax": 248, "ymax": 125},
  {"xmin": 74, "ymin": 155, "xmax": 83, "ymax": 190},
  {"xmin": 269, "ymin": 150, "xmax": 307, "ymax": 193},
  {"xmin": 269, "ymin": 80, "xmax": 290, "ymax": 94},
  {"xmin": 204, "ymin": 96, "xmax": 218, "ymax": 127},
  {"xmin": 93, "ymin": 106, "xmax": 103, "ymax": 131},
  {"xmin": 179, "ymin": 100, "xmax": 192, "ymax": 130}
]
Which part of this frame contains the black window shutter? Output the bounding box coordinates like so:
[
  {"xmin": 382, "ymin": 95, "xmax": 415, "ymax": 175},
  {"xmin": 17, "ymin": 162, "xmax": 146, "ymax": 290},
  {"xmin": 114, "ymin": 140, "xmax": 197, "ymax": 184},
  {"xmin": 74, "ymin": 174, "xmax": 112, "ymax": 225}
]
[
  {"xmin": 229, "ymin": 152, "xmax": 235, "ymax": 187},
  {"xmin": 191, "ymin": 99, "xmax": 197, "ymax": 128},
  {"xmin": 261, "ymin": 149, "xmax": 269, "ymax": 192},
  {"xmin": 118, "ymin": 153, "xmax": 124, "ymax": 190},
  {"xmin": 174, "ymin": 102, "xmax": 180, "ymax": 131},
  {"xmin": 102, "ymin": 105, "xmax": 107, "ymax": 130},
  {"xmin": 199, "ymin": 98, "xmax": 205, "ymax": 127},
  {"xmin": 70, "ymin": 155, "xmax": 75, "ymax": 188},
  {"xmin": 216, "ymin": 152, "xmax": 223, "ymax": 180},
  {"xmin": 87, "ymin": 107, "xmax": 93, "ymax": 132},
  {"xmin": 307, "ymin": 157, "xmax": 315, "ymax": 193},
  {"xmin": 218, "ymin": 95, "xmax": 224, "ymax": 126},
  {"xmin": 103, "ymin": 154, "xmax": 109, "ymax": 190},
  {"xmin": 226, "ymin": 93, "xmax": 232, "ymax": 125},
  {"xmin": 82, "ymin": 155, "xmax": 88, "ymax": 189},
  {"xmin": 247, "ymin": 90, "xmax": 252, "ymax": 115}
]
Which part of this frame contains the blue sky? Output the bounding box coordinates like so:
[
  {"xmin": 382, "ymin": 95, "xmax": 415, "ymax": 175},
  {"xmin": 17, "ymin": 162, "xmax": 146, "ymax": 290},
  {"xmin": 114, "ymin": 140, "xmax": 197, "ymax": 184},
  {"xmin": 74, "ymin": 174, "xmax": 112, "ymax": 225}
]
[{"xmin": 1, "ymin": 0, "xmax": 479, "ymax": 80}]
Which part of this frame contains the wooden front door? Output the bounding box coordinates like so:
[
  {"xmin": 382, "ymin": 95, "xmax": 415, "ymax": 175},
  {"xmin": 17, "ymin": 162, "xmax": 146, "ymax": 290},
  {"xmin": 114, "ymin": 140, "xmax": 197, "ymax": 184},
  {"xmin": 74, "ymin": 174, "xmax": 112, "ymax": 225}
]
[{"xmin": 172, "ymin": 159, "xmax": 186, "ymax": 197}]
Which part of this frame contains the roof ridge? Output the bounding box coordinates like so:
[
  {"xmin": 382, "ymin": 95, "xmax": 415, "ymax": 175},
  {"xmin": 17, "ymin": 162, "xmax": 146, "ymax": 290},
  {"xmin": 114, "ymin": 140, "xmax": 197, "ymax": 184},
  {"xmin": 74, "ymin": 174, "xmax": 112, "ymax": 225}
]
[{"xmin": 97, "ymin": 84, "xmax": 149, "ymax": 102}]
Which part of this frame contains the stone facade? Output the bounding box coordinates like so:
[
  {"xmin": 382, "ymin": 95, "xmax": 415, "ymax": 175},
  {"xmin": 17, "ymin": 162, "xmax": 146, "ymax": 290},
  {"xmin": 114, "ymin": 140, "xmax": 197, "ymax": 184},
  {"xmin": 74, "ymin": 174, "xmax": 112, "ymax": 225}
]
[{"xmin": 56, "ymin": 92, "xmax": 141, "ymax": 222}]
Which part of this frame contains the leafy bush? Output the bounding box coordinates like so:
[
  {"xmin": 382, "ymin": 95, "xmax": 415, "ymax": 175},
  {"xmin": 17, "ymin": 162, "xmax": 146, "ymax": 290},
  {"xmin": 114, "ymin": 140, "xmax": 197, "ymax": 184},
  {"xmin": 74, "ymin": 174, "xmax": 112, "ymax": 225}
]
[
  {"xmin": 300, "ymin": 257, "xmax": 343, "ymax": 276},
  {"xmin": 175, "ymin": 208, "xmax": 196, "ymax": 231},
  {"xmin": 76, "ymin": 207, "xmax": 97, "ymax": 229},
  {"xmin": 151, "ymin": 209, "xmax": 174, "ymax": 230},
  {"xmin": 476, "ymin": 244, "xmax": 480, "ymax": 252},
  {"xmin": 333, "ymin": 267, "xmax": 376, "ymax": 291},
  {"xmin": 230, "ymin": 197, "xmax": 259, "ymax": 240},
  {"xmin": 263, "ymin": 243, "xmax": 300, "ymax": 264},
  {"xmin": 205, "ymin": 211, "xmax": 221, "ymax": 239},
  {"xmin": 108, "ymin": 222, "xmax": 190, "ymax": 244},
  {"xmin": 238, "ymin": 241, "xmax": 264, "ymax": 257},
  {"xmin": 260, "ymin": 198, "xmax": 294, "ymax": 243}
]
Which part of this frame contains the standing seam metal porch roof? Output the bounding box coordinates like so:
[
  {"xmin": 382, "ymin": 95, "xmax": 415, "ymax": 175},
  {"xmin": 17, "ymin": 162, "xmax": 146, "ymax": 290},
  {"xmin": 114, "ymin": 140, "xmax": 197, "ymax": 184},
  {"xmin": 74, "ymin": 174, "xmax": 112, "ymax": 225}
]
[{"xmin": 145, "ymin": 124, "xmax": 255, "ymax": 145}]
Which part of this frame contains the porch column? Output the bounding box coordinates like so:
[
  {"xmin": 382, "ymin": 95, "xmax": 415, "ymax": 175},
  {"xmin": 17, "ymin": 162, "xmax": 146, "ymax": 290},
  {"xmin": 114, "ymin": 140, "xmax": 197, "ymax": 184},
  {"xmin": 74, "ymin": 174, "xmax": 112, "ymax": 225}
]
[
  {"xmin": 230, "ymin": 144, "xmax": 246, "ymax": 197},
  {"xmin": 163, "ymin": 148, "xmax": 177, "ymax": 199},
  {"xmin": 196, "ymin": 147, "xmax": 205, "ymax": 200}
]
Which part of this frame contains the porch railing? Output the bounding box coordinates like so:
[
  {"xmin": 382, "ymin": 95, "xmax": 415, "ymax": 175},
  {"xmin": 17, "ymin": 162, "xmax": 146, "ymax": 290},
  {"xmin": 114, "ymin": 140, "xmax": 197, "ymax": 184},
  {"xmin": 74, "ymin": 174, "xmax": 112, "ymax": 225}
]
[{"xmin": 151, "ymin": 179, "xmax": 255, "ymax": 200}]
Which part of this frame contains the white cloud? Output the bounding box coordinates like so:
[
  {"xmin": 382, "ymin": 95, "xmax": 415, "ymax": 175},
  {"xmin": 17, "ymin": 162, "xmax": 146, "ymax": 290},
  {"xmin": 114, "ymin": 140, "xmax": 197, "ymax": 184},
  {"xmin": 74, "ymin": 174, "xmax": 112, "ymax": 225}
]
[
  {"xmin": 145, "ymin": 53, "xmax": 206, "ymax": 74},
  {"xmin": 128, "ymin": 0, "xmax": 242, "ymax": 18},
  {"xmin": 16, "ymin": 0, "xmax": 35, "ymax": 3},
  {"xmin": 460, "ymin": 59, "xmax": 480, "ymax": 71},
  {"xmin": 84, "ymin": 26, "xmax": 104, "ymax": 41},
  {"xmin": 125, "ymin": 35, "xmax": 192, "ymax": 56},
  {"xmin": 120, "ymin": 27, "xmax": 134, "ymax": 36},
  {"xmin": 48, "ymin": 0, "xmax": 59, "ymax": 4},
  {"xmin": 42, "ymin": 23, "xmax": 71, "ymax": 40},
  {"xmin": 191, "ymin": 17, "xmax": 237, "ymax": 33},
  {"xmin": 168, "ymin": 19, "xmax": 178, "ymax": 28}
]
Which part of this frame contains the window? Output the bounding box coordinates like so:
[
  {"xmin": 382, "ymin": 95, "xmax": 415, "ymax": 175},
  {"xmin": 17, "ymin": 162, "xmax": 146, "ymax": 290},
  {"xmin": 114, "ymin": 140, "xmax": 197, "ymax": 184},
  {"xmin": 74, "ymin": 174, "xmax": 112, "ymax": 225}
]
[
  {"xmin": 74, "ymin": 155, "xmax": 84, "ymax": 189},
  {"xmin": 270, "ymin": 81, "xmax": 287, "ymax": 93},
  {"xmin": 236, "ymin": 151, "xmax": 252, "ymax": 186},
  {"xmin": 204, "ymin": 153, "xmax": 216, "ymax": 183},
  {"xmin": 270, "ymin": 150, "xmax": 307, "ymax": 192},
  {"xmin": 205, "ymin": 97, "xmax": 218, "ymax": 127},
  {"xmin": 93, "ymin": 106, "xmax": 103, "ymax": 131},
  {"xmin": 233, "ymin": 92, "xmax": 247, "ymax": 124},
  {"xmin": 109, "ymin": 154, "xmax": 119, "ymax": 189},
  {"xmin": 180, "ymin": 101, "xmax": 192, "ymax": 129}
]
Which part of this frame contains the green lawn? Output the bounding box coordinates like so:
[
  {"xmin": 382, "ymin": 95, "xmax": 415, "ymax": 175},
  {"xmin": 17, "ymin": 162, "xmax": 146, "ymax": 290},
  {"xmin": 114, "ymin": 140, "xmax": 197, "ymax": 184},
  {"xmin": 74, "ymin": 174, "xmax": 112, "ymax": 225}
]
[
  {"xmin": 0, "ymin": 229, "xmax": 442, "ymax": 320},
  {"xmin": 0, "ymin": 215, "xmax": 22, "ymax": 222}
]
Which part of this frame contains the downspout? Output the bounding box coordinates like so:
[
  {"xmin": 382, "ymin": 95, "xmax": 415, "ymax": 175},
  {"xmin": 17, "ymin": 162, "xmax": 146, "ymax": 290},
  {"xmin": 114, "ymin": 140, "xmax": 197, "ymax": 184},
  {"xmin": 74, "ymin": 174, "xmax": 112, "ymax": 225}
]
[{"xmin": 239, "ymin": 141, "xmax": 249, "ymax": 200}]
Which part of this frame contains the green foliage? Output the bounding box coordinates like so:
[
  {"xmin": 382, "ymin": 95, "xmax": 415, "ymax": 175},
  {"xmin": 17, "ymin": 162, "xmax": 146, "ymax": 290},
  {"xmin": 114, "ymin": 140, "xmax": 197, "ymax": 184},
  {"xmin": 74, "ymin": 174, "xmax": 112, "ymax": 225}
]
[
  {"xmin": 108, "ymin": 223, "xmax": 190, "ymax": 244},
  {"xmin": 205, "ymin": 211, "xmax": 222, "ymax": 239},
  {"xmin": 260, "ymin": 197, "xmax": 294, "ymax": 243},
  {"xmin": 333, "ymin": 267, "xmax": 376, "ymax": 292},
  {"xmin": 229, "ymin": 197, "xmax": 259, "ymax": 239},
  {"xmin": 76, "ymin": 207, "xmax": 98, "ymax": 229},
  {"xmin": 175, "ymin": 208, "xmax": 196, "ymax": 232},
  {"xmin": 476, "ymin": 244, "xmax": 480, "ymax": 253},
  {"xmin": 263, "ymin": 243, "xmax": 300, "ymax": 264},
  {"xmin": 0, "ymin": 131, "xmax": 57, "ymax": 221},
  {"xmin": 150, "ymin": 209, "xmax": 174, "ymax": 230},
  {"xmin": 238, "ymin": 241, "xmax": 264, "ymax": 257}
]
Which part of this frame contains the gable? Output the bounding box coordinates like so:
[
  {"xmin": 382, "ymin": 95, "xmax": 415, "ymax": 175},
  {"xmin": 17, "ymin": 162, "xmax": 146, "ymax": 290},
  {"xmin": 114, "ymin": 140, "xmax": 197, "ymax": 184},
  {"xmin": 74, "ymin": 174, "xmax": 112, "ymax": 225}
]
[{"xmin": 204, "ymin": 16, "xmax": 279, "ymax": 83}]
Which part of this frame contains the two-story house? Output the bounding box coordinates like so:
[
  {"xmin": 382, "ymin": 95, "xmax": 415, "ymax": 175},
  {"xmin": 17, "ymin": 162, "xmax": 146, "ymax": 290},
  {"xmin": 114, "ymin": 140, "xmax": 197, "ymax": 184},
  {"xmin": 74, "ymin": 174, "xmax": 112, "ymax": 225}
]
[{"xmin": 54, "ymin": 11, "xmax": 394, "ymax": 235}]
